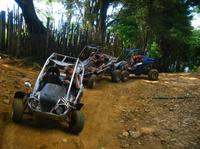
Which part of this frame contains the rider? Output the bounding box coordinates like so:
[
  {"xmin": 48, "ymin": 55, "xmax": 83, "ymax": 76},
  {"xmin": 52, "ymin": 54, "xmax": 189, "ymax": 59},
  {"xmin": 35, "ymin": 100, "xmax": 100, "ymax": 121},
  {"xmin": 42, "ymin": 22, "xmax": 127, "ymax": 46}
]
[
  {"xmin": 95, "ymin": 49, "xmax": 106, "ymax": 69},
  {"xmin": 63, "ymin": 65, "xmax": 80, "ymax": 96}
]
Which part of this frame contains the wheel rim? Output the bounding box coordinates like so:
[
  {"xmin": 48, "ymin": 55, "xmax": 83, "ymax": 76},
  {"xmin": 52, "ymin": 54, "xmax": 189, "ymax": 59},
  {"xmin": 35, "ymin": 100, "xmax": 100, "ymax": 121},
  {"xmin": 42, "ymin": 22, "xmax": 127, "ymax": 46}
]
[
  {"xmin": 92, "ymin": 80, "xmax": 96, "ymax": 87},
  {"xmin": 116, "ymin": 76, "xmax": 121, "ymax": 82},
  {"xmin": 123, "ymin": 74, "xmax": 128, "ymax": 81},
  {"xmin": 152, "ymin": 71, "xmax": 158, "ymax": 80}
]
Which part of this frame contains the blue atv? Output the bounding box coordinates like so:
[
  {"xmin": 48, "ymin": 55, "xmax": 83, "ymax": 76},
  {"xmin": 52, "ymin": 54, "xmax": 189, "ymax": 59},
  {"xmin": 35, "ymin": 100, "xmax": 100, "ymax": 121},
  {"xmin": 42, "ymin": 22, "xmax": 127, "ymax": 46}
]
[{"xmin": 116, "ymin": 48, "xmax": 159, "ymax": 81}]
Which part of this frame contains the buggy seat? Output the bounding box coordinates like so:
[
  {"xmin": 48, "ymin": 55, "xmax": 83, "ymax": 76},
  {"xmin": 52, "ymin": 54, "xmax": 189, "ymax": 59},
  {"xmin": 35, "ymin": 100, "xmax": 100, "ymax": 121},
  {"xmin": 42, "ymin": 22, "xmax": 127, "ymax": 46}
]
[
  {"xmin": 38, "ymin": 66, "xmax": 62, "ymax": 91},
  {"xmin": 44, "ymin": 66, "xmax": 62, "ymax": 85}
]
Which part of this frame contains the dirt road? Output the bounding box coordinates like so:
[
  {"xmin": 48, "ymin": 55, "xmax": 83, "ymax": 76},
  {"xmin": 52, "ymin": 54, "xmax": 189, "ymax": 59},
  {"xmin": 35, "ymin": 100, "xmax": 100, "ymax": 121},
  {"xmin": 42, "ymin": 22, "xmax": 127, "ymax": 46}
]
[{"xmin": 0, "ymin": 57, "xmax": 200, "ymax": 149}]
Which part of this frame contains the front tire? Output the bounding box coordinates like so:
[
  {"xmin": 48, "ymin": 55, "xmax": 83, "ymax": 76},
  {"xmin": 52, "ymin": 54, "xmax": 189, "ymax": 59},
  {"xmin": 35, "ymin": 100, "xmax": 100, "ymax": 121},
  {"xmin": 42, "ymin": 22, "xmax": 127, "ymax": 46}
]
[
  {"xmin": 88, "ymin": 74, "xmax": 96, "ymax": 89},
  {"xmin": 11, "ymin": 98, "xmax": 24, "ymax": 123},
  {"xmin": 148, "ymin": 69, "xmax": 159, "ymax": 80},
  {"xmin": 111, "ymin": 70, "xmax": 121, "ymax": 82},
  {"xmin": 69, "ymin": 110, "xmax": 84, "ymax": 134},
  {"xmin": 121, "ymin": 71, "xmax": 129, "ymax": 82}
]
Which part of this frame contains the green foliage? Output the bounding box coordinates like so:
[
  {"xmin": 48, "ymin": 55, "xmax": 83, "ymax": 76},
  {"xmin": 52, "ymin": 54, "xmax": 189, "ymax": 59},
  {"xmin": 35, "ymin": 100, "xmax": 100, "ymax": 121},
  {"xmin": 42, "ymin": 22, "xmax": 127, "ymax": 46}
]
[
  {"xmin": 114, "ymin": 0, "xmax": 194, "ymax": 71},
  {"xmin": 20, "ymin": 0, "xmax": 200, "ymax": 71},
  {"xmin": 189, "ymin": 29, "xmax": 200, "ymax": 52},
  {"xmin": 188, "ymin": 29, "xmax": 200, "ymax": 66},
  {"xmin": 113, "ymin": 15, "xmax": 140, "ymax": 48},
  {"xmin": 149, "ymin": 42, "xmax": 161, "ymax": 59}
]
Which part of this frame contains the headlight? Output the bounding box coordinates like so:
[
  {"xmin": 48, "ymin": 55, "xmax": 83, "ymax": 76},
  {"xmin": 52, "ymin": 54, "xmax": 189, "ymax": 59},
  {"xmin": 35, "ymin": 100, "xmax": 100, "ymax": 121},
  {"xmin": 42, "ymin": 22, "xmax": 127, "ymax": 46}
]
[
  {"xmin": 55, "ymin": 106, "xmax": 64, "ymax": 115},
  {"xmin": 29, "ymin": 98, "xmax": 39, "ymax": 109}
]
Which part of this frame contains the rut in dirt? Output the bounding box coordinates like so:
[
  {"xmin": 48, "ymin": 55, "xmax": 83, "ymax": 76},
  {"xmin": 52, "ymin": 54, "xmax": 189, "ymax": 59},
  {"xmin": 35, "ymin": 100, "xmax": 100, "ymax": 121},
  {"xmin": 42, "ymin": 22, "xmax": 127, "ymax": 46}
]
[{"xmin": 1, "ymin": 59, "xmax": 200, "ymax": 149}]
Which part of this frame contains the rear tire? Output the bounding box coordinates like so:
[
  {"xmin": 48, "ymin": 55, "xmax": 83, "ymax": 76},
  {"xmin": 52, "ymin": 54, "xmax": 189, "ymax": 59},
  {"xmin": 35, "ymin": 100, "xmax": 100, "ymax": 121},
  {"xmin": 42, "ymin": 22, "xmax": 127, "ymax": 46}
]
[
  {"xmin": 148, "ymin": 69, "xmax": 159, "ymax": 80},
  {"xmin": 121, "ymin": 71, "xmax": 129, "ymax": 82},
  {"xmin": 111, "ymin": 70, "xmax": 121, "ymax": 82},
  {"xmin": 88, "ymin": 74, "xmax": 96, "ymax": 89},
  {"xmin": 11, "ymin": 98, "xmax": 24, "ymax": 123},
  {"xmin": 69, "ymin": 110, "xmax": 84, "ymax": 134}
]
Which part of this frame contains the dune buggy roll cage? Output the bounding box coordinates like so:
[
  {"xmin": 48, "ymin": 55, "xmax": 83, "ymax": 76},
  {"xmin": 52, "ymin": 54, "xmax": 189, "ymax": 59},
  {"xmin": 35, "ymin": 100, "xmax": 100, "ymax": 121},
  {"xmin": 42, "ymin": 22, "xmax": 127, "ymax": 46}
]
[
  {"xmin": 78, "ymin": 45, "xmax": 101, "ymax": 58},
  {"xmin": 33, "ymin": 52, "xmax": 85, "ymax": 103}
]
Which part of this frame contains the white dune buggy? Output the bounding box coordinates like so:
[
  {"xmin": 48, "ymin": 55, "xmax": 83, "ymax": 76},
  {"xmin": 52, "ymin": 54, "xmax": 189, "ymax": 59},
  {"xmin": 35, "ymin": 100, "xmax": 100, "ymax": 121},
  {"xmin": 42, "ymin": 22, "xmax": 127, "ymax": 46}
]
[
  {"xmin": 79, "ymin": 45, "xmax": 122, "ymax": 88},
  {"xmin": 11, "ymin": 53, "xmax": 85, "ymax": 134}
]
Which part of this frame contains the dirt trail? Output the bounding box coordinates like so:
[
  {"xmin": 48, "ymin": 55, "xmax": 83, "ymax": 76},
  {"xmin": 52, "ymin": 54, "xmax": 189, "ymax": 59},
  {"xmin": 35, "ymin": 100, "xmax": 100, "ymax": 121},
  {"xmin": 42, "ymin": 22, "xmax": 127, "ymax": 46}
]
[{"xmin": 0, "ymin": 57, "xmax": 200, "ymax": 149}]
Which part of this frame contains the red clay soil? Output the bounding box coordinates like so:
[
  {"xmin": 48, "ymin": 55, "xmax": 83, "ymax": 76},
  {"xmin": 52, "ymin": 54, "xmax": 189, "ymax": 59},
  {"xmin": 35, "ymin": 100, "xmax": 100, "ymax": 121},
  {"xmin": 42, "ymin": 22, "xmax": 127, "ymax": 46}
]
[{"xmin": 0, "ymin": 57, "xmax": 200, "ymax": 149}]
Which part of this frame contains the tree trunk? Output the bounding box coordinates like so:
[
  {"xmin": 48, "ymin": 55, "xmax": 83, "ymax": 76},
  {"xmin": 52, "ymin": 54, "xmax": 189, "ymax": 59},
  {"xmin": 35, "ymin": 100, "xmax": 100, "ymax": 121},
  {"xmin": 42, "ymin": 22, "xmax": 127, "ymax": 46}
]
[
  {"xmin": 15, "ymin": 0, "xmax": 47, "ymax": 34},
  {"xmin": 0, "ymin": 11, "xmax": 6, "ymax": 51},
  {"xmin": 15, "ymin": 0, "xmax": 57, "ymax": 58},
  {"xmin": 7, "ymin": 12, "xmax": 13, "ymax": 54},
  {"xmin": 98, "ymin": 0, "xmax": 109, "ymax": 44},
  {"xmin": 176, "ymin": 57, "xmax": 181, "ymax": 72},
  {"xmin": 159, "ymin": 39, "xmax": 170, "ymax": 72}
]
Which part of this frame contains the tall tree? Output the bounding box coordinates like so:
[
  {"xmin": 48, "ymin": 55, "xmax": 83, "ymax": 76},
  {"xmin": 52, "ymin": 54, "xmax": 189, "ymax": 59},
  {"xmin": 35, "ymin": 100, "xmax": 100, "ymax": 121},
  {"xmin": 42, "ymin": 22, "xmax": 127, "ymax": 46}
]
[
  {"xmin": 114, "ymin": 0, "xmax": 192, "ymax": 71},
  {"xmin": 15, "ymin": 0, "xmax": 47, "ymax": 34},
  {"xmin": 98, "ymin": 0, "xmax": 110, "ymax": 44}
]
